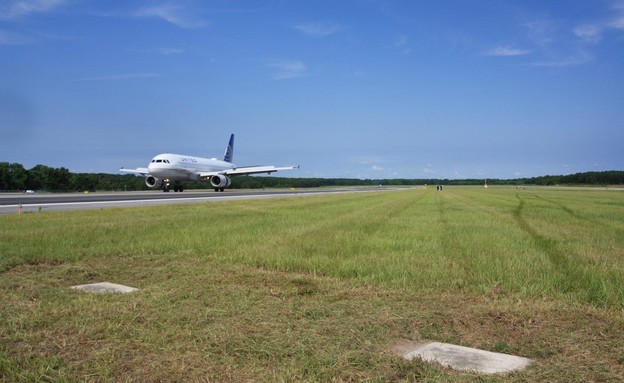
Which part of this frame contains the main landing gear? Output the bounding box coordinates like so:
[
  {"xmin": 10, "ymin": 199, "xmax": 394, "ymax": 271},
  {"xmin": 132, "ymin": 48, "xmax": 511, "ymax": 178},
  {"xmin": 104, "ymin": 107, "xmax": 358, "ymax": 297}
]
[{"xmin": 163, "ymin": 183, "xmax": 184, "ymax": 192}]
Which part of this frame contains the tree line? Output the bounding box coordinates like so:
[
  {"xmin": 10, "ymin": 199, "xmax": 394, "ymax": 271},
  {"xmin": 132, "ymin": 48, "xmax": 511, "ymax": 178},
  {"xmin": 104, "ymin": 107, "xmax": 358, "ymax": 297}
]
[
  {"xmin": 0, "ymin": 163, "xmax": 144, "ymax": 192},
  {"xmin": 1, "ymin": 162, "xmax": 623, "ymax": 192}
]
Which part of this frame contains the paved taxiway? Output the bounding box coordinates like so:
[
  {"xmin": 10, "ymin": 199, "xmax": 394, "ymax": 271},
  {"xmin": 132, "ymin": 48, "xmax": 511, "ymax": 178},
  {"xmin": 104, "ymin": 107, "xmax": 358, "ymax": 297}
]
[{"xmin": 0, "ymin": 187, "xmax": 394, "ymax": 215}]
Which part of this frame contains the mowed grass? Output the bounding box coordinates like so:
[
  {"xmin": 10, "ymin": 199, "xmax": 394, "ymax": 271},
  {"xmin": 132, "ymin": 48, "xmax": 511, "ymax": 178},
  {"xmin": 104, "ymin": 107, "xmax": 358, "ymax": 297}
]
[{"xmin": 1, "ymin": 187, "xmax": 624, "ymax": 382}]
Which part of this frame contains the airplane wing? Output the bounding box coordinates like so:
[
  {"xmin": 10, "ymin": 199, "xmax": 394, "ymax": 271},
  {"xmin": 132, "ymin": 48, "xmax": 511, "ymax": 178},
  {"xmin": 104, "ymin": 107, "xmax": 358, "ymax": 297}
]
[
  {"xmin": 199, "ymin": 165, "xmax": 299, "ymax": 179},
  {"xmin": 119, "ymin": 167, "xmax": 150, "ymax": 176}
]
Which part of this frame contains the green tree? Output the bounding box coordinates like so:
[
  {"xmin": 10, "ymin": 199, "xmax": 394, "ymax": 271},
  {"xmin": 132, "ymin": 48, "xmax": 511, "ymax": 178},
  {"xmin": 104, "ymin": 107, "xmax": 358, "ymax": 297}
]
[
  {"xmin": 26, "ymin": 164, "xmax": 51, "ymax": 190},
  {"xmin": 49, "ymin": 167, "xmax": 71, "ymax": 191},
  {"xmin": 0, "ymin": 162, "xmax": 9, "ymax": 190},
  {"xmin": 8, "ymin": 163, "xmax": 27, "ymax": 190},
  {"xmin": 70, "ymin": 173, "xmax": 97, "ymax": 192}
]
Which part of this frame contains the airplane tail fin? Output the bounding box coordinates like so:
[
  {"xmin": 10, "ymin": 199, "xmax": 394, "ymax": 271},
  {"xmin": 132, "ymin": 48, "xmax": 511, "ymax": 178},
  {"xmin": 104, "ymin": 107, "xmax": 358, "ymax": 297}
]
[{"xmin": 223, "ymin": 134, "xmax": 234, "ymax": 163}]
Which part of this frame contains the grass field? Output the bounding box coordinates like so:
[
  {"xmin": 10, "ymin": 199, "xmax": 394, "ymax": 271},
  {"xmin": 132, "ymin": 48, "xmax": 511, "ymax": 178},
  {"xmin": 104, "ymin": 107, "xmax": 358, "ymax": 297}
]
[{"xmin": 1, "ymin": 186, "xmax": 623, "ymax": 382}]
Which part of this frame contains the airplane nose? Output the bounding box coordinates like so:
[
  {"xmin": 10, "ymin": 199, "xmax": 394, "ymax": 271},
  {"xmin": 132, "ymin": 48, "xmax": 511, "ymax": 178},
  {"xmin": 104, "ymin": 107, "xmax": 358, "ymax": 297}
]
[{"xmin": 147, "ymin": 163, "xmax": 160, "ymax": 173}]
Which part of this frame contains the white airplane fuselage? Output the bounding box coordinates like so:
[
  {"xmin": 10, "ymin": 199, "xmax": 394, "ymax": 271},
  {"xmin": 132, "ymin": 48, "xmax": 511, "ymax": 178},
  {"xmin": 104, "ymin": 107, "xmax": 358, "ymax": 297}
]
[{"xmin": 148, "ymin": 153, "xmax": 231, "ymax": 182}]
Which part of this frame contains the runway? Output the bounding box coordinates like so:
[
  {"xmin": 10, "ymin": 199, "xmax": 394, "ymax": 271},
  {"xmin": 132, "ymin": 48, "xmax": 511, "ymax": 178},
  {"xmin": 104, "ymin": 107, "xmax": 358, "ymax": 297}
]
[{"xmin": 0, "ymin": 187, "xmax": 394, "ymax": 215}]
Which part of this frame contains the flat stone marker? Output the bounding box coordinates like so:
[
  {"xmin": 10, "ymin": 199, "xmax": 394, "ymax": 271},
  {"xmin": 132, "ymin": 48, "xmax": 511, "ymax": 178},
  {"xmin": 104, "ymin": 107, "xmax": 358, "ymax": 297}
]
[
  {"xmin": 71, "ymin": 282, "xmax": 138, "ymax": 294},
  {"xmin": 396, "ymin": 341, "xmax": 531, "ymax": 374}
]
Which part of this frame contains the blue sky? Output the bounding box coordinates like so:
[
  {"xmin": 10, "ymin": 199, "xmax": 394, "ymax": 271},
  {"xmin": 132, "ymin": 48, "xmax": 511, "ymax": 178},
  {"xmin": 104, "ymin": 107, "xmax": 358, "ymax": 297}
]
[{"xmin": 1, "ymin": 0, "xmax": 623, "ymax": 179}]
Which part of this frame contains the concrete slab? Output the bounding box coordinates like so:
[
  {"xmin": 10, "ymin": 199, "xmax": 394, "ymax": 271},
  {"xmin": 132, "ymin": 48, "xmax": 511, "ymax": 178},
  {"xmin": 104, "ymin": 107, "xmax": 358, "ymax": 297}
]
[
  {"xmin": 395, "ymin": 341, "xmax": 531, "ymax": 374},
  {"xmin": 71, "ymin": 282, "xmax": 138, "ymax": 294}
]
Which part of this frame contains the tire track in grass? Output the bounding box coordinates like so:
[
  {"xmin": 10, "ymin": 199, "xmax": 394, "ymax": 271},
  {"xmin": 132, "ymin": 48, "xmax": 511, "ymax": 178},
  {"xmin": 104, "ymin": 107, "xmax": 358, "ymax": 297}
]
[
  {"xmin": 531, "ymin": 194, "xmax": 624, "ymax": 241},
  {"xmin": 532, "ymin": 195, "xmax": 606, "ymax": 228},
  {"xmin": 436, "ymin": 189, "xmax": 551, "ymax": 295},
  {"xmin": 435, "ymin": 191, "xmax": 469, "ymax": 289},
  {"xmin": 455, "ymin": 189, "xmax": 622, "ymax": 306},
  {"xmin": 513, "ymin": 193, "xmax": 570, "ymax": 269},
  {"xmin": 531, "ymin": 194, "xmax": 624, "ymax": 307},
  {"xmin": 512, "ymin": 193, "xmax": 599, "ymax": 303},
  {"xmin": 437, "ymin": 190, "xmax": 514, "ymax": 291}
]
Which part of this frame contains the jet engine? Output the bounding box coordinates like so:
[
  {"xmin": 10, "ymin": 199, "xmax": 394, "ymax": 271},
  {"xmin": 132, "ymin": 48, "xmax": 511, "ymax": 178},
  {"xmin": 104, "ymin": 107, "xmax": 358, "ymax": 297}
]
[
  {"xmin": 145, "ymin": 176, "xmax": 162, "ymax": 188},
  {"xmin": 210, "ymin": 174, "xmax": 231, "ymax": 190}
]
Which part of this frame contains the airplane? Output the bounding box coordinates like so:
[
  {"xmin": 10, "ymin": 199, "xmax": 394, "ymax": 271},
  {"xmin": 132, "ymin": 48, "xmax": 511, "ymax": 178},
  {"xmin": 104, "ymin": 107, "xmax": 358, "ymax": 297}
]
[{"xmin": 120, "ymin": 134, "xmax": 298, "ymax": 192}]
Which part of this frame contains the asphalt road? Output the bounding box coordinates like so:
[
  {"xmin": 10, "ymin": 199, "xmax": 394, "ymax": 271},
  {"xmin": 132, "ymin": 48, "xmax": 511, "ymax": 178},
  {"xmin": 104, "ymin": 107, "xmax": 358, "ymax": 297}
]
[{"xmin": 0, "ymin": 187, "xmax": 393, "ymax": 215}]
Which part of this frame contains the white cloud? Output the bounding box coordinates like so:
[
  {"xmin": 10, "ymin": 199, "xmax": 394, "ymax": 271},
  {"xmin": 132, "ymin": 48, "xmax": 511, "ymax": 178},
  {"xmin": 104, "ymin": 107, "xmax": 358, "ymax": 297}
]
[
  {"xmin": 609, "ymin": 16, "xmax": 624, "ymax": 29},
  {"xmin": 158, "ymin": 47, "xmax": 184, "ymax": 55},
  {"xmin": 573, "ymin": 2, "xmax": 624, "ymax": 44},
  {"xmin": 609, "ymin": 2, "xmax": 624, "ymax": 29},
  {"xmin": 294, "ymin": 22, "xmax": 341, "ymax": 37},
  {"xmin": 574, "ymin": 24, "xmax": 603, "ymax": 44},
  {"xmin": 523, "ymin": 20, "xmax": 558, "ymax": 48},
  {"xmin": 134, "ymin": 4, "xmax": 206, "ymax": 29},
  {"xmin": 519, "ymin": 2, "xmax": 624, "ymax": 68},
  {"xmin": 126, "ymin": 46, "xmax": 188, "ymax": 56},
  {"xmin": 371, "ymin": 165, "xmax": 384, "ymax": 171},
  {"xmin": 486, "ymin": 46, "xmax": 531, "ymax": 56},
  {"xmin": 0, "ymin": 0, "xmax": 67, "ymax": 19},
  {"xmin": 266, "ymin": 60, "xmax": 308, "ymax": 80}
]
